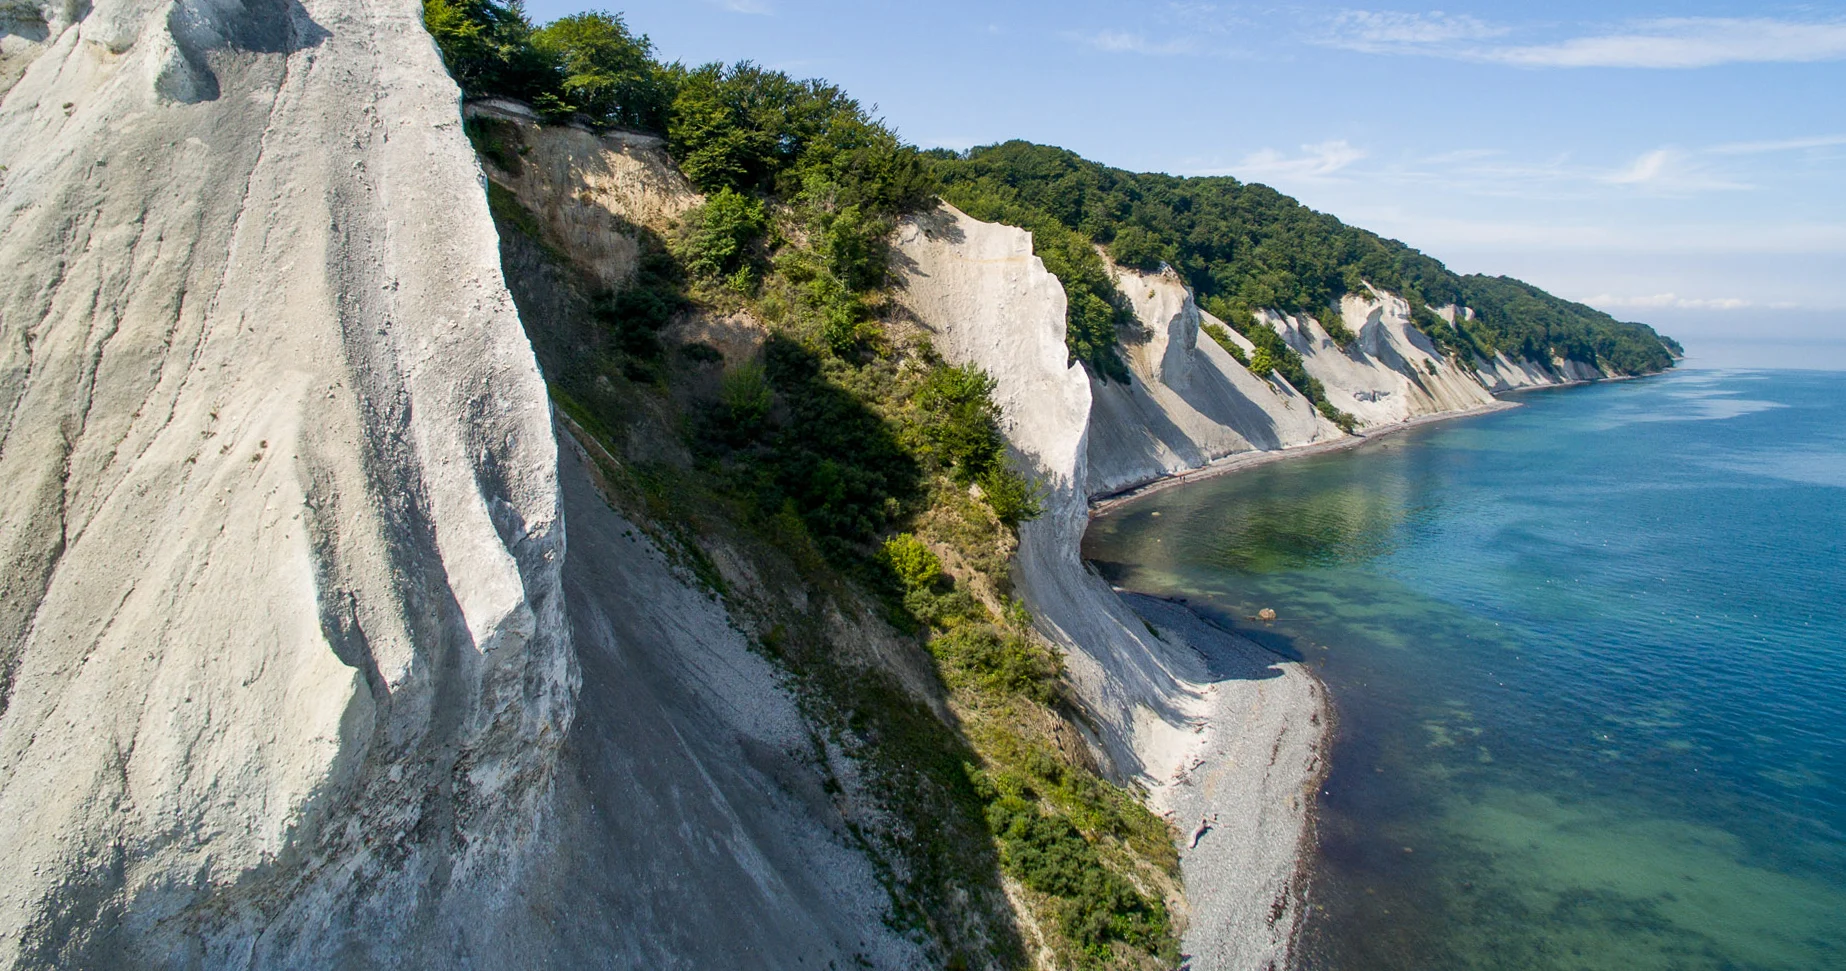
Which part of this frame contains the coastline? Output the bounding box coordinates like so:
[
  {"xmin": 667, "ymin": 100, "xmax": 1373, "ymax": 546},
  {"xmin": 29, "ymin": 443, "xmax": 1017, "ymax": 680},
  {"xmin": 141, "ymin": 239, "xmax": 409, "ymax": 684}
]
[
  {"xmin": 1090, "ymin": 398, "xmax": 1521, "ymax": 517},
  {"xmin": 1094, "ymin": 395, "xmax": 1533, "ymax": 969}
]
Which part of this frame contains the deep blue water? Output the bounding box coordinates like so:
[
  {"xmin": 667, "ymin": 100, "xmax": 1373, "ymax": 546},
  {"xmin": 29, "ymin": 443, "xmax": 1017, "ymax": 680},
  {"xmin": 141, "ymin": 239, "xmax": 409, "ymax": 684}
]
[{"xmin": 1083, "ymin": 369, "xmax": 1846, "ymax": 970}]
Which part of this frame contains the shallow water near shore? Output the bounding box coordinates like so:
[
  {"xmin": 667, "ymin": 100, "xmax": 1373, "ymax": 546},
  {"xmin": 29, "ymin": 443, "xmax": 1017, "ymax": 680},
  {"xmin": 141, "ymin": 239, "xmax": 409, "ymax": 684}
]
[{"xmin": 1084, "ymin": 369, "xmax": 1846, "ymax": 970}]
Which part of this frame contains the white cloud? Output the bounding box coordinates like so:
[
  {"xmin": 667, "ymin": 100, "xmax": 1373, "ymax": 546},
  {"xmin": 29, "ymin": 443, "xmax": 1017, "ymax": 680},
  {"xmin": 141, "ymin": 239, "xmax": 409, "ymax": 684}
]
[
  {"xmin": 1585, "ymin": 293, "xmax": 1752, "ymax": 310},
  {"xmin": 1487, "ymin": 18, "xmax": 1846, "ymax": 69},
  {"xmin": 1077, "ymin": 29, "xmax": 1199, "ymax": 55},
  {"xmin": 1323, "ymin": 10, "xmax": 1508, "ymax": 52},
  {"xmin": 1606, "ymin": 149, "xmax": 1669, "ymax": 185},
  {"xmin": 714, "ymin": 0, "xmax": 772, "ymax": 13},
  {"xmin": 1708, "ymin": 134, "xmax": 1846, "ymax": 155},
  {"xmin": 1320, "ymin": 13, "xmax": 1846, "ymax": 68},
  {"xmin": 1224, "ymin": 140, "xmax": 1368, "ymax": 180},
  {"xmin": 1600, "ymin": 148, "xmax": 1753, "ymax": 192}
]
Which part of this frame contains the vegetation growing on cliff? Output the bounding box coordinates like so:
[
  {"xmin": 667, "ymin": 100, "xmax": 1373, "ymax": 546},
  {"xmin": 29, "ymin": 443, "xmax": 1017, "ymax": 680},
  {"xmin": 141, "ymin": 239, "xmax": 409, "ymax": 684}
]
[
  {"xmin": 443, "ymin": 5, "xmax": 1180, "ymax": 966},
  {"xmin": 931, "ymin": 140, "xmax": 1678, "ymax": 376}
]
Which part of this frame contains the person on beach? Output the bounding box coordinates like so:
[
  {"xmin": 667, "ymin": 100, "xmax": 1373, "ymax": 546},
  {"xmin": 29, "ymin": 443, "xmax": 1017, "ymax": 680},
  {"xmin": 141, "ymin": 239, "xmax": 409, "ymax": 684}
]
[{"xmin": 1190, "ymin": 815, "xmax": 1214, "ymax": 848}]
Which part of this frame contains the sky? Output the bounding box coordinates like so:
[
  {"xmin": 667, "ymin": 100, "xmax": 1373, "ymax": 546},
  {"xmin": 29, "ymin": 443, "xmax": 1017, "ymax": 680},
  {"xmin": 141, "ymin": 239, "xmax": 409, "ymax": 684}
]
[{"xmin": 523, "ymin": 0, "xmax": 1846, "ymax": 369}]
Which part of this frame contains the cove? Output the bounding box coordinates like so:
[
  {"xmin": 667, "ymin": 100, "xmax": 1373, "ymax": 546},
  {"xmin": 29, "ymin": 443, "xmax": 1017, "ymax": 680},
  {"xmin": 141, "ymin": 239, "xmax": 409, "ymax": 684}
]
[{"xmin": 1083, "ymin": 368, "xmax": 1846, "ymax": 970}]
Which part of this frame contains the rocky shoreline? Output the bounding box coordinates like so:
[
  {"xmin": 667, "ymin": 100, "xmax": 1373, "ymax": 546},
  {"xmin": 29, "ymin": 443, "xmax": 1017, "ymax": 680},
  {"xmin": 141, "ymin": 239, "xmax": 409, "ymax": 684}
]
[{"xmin": 1125, "ymin": 594, "xmax": 1330, "ymax": 971}]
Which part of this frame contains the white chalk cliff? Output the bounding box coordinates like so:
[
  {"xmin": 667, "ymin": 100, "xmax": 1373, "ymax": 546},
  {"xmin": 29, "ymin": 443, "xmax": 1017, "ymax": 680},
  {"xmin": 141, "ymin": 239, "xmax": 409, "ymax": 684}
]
[
  {"xmin": 896, "ymin": 204, "xmax": 1606, "ymax": 781},
  {"xmin": 0, "ymin": 1, "xmax": 916, "ymax": 967},
  {"xmin": 0, "ymin": 0, "xmax": 572, "ymax": 963}
]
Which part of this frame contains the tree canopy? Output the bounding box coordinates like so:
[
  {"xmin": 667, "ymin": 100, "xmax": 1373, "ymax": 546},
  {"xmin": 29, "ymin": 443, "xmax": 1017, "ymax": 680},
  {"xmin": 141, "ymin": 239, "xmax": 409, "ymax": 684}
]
[
  {"xmin": 933, "ymin": 140, "xmax": 1678, "ymax": 376},
  {"xmin": 423, "ymin": 0, "xmax": 668, "ymax": 129}
]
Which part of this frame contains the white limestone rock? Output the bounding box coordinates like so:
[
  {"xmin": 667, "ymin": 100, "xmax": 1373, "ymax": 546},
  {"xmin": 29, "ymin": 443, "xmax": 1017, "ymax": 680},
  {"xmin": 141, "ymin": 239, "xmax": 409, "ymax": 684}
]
[
  {"xmin": 0, "ymin": 0, "xmax": 569, "ymax": 963},
  {"xmin": 894, "ymin": 204, "xmax": 1210, "ymax": 784},
  {"xmin": 1087, "ymin": 264, "xmax": 1332, "ymax": 498}
]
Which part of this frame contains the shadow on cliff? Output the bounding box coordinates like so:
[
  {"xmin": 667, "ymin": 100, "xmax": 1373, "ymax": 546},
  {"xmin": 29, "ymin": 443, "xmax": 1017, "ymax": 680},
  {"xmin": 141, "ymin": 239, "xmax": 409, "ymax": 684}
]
[{"xmin": 490, "ymin": 206, "xmax": 1028, "ymax": 968}]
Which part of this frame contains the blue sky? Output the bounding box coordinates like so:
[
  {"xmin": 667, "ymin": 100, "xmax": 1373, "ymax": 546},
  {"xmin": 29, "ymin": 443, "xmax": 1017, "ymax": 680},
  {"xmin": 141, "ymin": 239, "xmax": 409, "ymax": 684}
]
[{"xmin": 522, "ymin": 1, "xmax": 1846, "ymax": 368}]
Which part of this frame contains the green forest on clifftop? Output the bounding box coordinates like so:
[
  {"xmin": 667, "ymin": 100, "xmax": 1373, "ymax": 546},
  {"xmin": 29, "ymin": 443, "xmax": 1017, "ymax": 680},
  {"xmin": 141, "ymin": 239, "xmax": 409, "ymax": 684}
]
[
  {"xmin": 421, "ymin": 0, "xmax": 1677, "ymax": 383},
  {"xmin": 930, "ymin": 141, "xmax": 1681, "ymax": 377}
]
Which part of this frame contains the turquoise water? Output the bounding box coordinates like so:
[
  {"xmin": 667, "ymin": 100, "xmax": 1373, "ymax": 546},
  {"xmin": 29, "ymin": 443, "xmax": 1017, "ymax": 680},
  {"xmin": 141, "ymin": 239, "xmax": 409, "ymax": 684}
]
[{"xmin": 1082, "ymin": 369, "xmax": 1846, "ymax": 970}]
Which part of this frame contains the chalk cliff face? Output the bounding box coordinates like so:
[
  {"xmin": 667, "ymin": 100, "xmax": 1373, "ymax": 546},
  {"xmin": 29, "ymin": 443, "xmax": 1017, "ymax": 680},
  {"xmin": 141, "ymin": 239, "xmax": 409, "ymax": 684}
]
[
  {"xmin": 1087, "ymin": 265, "xmax": 1334, "ymax": 498},
  {"xmin": 1274, "ymin": 289, "xmax": 1499, "ymax": 426},
  {"xmin": 0, "ymin": 0, "xmax": 571, "ymax": 964},
  {"xmin": 1093, "ymin": 271, "xmax": 1596, "ymax": 500},
  {"xmin": 894, "ymin": 206, "xmax": 1210, "ymax": 785},
  {"xmin": 465, "ymin": 99, "xmax": 696, "ymax": 292}
]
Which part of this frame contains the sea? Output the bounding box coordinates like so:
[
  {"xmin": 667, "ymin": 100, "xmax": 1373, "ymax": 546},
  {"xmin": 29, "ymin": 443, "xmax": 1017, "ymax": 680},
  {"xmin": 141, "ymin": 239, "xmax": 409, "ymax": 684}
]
[{"xmin": 1082, "ymin": 368, "xmax": 1846, "ymax": 971}]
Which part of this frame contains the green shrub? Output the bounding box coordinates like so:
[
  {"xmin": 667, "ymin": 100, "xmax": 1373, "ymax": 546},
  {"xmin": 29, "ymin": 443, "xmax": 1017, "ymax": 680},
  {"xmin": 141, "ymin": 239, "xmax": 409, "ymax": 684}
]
[
  {"xmin": 680, "ymin": 187, "xmax": 765, "ymax": 283},
  {"xmin": 914, "ymin": 364, "xmax": 1006, "ymax": 481},
  {"xmin": 1106, "ymin": 224, "xmax": 1169, "ymax": 272},
  {"xmin": 1199, "ymin": 321, "xmax": 1248, "ymax": 366},
  {"xmin": 1248, "ymin": 345, "xmax": 1280, "ymax": 378},
  {"xmin": 591, "ymin": 234, "xmax": 686, "ymax": 370},
  {"xmin": 978, "ymin": 782, "xmax": 1172, "ymax": 964},
  {"xmin": 931, "ymin": 624, "xmax": 1061, "ymax": 704},
  {"xmin": 820, "ymin": 204, "xmax": 891, "ymax": 292},
  {"xmin": 1317, "ymin": 399, "xmax": 1359, "ymax": 433},
  {"xmin": 980, "ymin": 467, "xmax": 1043, "ymax": 529},
  {"xmin": 1321, "ymin": 311, "xmax": 1358, "ymax": 349},
  {"xmin": 882, "ymin": 533, "xmax": 943, "ymax": 591},
  {"xmin": 719, "ymin": 360, "xmax": 771, "ymax": 426}
]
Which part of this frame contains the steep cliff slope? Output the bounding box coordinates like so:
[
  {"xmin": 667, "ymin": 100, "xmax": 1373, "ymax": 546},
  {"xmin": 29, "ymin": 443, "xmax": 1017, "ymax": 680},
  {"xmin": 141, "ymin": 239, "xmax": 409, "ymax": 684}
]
[
  {"xmin": 1086, "ymin": 265, "xmax": 1333, "ymax": 498},
  {"xmin": 515, "ymin": 437, "xmax": 924, "ymax": 969},
  {"xmin": 895, "ymin": 206, "xmax": 1326, "ymax": 969},
  {"xmin": 0, "ymin": 0, "xmax": 569, "ymax": 964},
  {"xmin": 475, "ymin": 112, "xmax": 997, "ymax": 968}
]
